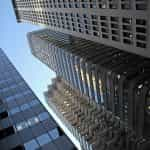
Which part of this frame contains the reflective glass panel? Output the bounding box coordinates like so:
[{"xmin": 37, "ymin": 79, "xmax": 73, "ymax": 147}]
[
  {"xmin": 24, "ymin": 139, "xmax": 39, "ymax": 150},
  {"xmin": 37, "ymin": 133, "xmax": 51, "ymax": 146},
  {"xmin": 29, "ymin": 100, "xmax": 39, "ymax": 107},
  {"xmin": 49, "ymin": 128, "xmax": 60, "ymax": 140},
  {"xmin": 10, "ymin": 107, "xmax": 20, "ymax": 115},
  {"xmin": 16, "ymin": 121, "xmax": 28, "ymax": 131},
  {"xmin": 28, "ymin": 116, "xmax": 39, "ymax": 126},
  {"xmin": 38, "ymin": 112, "xmax": 49, "ymax": 121},
  {"xmin": 20, "ymin": 103, "xmax": 30, "ymax": 111}
]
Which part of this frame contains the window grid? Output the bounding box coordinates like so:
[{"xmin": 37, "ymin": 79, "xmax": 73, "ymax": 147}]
[{"xmin": 15, "ymin": 0, "xmax": 147, "ymax": 10}]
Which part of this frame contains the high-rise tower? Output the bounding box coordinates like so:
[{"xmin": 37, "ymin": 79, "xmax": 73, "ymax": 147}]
[
  {"xmin": 27, "ymin": 29, "xmax": 150, "ymax": 148},
  {"xmin": 12, "ymin": 0, "xmax": 149, "ymax": 57},
  {"xmin": 11, "ymin": 0, "xmax": 150, "ymax": 149},
  {"xmin": 0, "ymin": 48, "xmax": 76, "ymax": 150},
  {"xmin": 45, "ymin": 77, "xmax": 140, "ymax": 150}
]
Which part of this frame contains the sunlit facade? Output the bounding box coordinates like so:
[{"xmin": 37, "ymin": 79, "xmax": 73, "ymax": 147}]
[
  {"xmin": 0, "ymin": 48, "xmax": 76, "ymax": 150},
  {"xmin": 45, "ymin": 77, "xmax": 150, "ymax": 150},
  {"xmin": 28, "ymin": 29, "xmax": 104, "ymax": 105},
  {"xmin": 45, "ymin": 77, "xmax": 132, "ymax": 150},
  {"xmin": 28, "ymin": 29, "xmax": 150, "ymax": 150}
]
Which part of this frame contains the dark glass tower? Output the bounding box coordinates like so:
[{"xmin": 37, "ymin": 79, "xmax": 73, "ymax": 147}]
[
  {"xmin": 27, "ymin": 29, "xmax": 150, "ymax": 149},
  {"xmin": 0, "ymin": 48, "xmax": 76, "ymax": 150},
  {"xmin": 12, "ymin": 0, "xmax": 149, "ymax": 58}
]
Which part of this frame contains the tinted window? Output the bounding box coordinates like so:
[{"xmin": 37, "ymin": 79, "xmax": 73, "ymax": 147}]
[
  {"xmin": 29, "ymin": 100, "xmax": 39, "ymax": 107},
  {"xmin": 49, "ymin": 128, "xmax": 60, "ymax": 140},
  {"xmin": 37, "ymin": 133, "xmax": 51, "ymax": 146},
  {"xmin": 20, "ymin": 103, "xmax": 30, "ymax": 111},
  {"xmin": 38, "ymin": 112, "xmax": 49, "ymax": 121},
  {"xmin": 15, "ymin": 121, "xmax": 28, "ymax": 131},
  {"xmin": 28, "ymin": 116, "xmax": 39, "ymax": 126},
  {"xmin": 10, "ymin": 107, "xmax": 20, "ymax": 115},
  {"xmin": 24, "ymin": 139, "xmax": 39, "ymax": 150}
]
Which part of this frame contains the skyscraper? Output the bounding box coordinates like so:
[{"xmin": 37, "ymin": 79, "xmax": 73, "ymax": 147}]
[
  {"xmin": 27, "ymin": 29, "xmax": 150, "ymax": 146},
  {"xmin": 45, "ymin": 77, "xmax": 139, "ymax": 150},
  {"xmin": 0, "ymin": 48, "xmax": 76, "ymax": 150},
  {"xmin": 12, "ymin": 0, "xmax": 149, "ymax": 57},
  {"xmin": 11, "ymin": 0, "xmax": 150, "ymax": 149}
]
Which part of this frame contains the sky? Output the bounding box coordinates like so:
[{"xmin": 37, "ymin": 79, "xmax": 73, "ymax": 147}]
[{"xmin": 0, "ymin": 1, "xmax": 56, "ymax": 102}]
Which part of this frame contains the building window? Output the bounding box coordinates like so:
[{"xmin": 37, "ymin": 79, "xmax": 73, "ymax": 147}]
[
  {"xmin": 86, "ymin": 73, "xmax": 90, "ymax": 88},
  {"xmin": 28, "ymin": 116, "xmax": 39, "ymax": 126},
  {"xmin": 0, "ymin": 111, "xmax": 8, "ymax": 120},
  {"xmin": 24, "ymin": 139, "xmax": 39, "ymax": 150},
  {"xmin": 92, "ymin": 74, "xmax": 99, "ymax": 103},
  {"xmin": 15, "ymin": 121, "xmax": 28, "ymax": 131},
  {"xmin": 38, "ymin": 112, "xmax": 49, "ymax": 121},
  {"xmin": 36, "ymin": 133, "xmax": 51, "ymax": 146},
  {"xmin": 20, "ymin": 103, "xmax": 30, "ymax": 111},
  {"xmin": 92, "ymin": 75, "xmax": 96, "ymax": 91},
  {"xmin": 80, "ymin": 68, "xmax": 84, "ymax": 82},
  {"xmin": 29, "ymin": 100, "xmax": 39, "ymax": 107},
  {"xmin": 6, "ymin": 95, "xmax": 15, "ymax": 102},
  {"xmin": 49, "ymin": 128, "xmax": 60, "ymax": 140},
  {"xmin": 9, "ymin": 107, "xmax": 20, "ymax": 115},
  {"xmin": 98, "ymin": 79, "xmax": 104, "ymax": 103}
]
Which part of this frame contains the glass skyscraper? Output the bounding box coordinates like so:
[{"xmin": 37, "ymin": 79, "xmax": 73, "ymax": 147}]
[
  {"xmin": 0, "ymin": 48, "xmax": 76, "ymax": 150},
  {"xmin": 11, "ymin": 0, "xmax": 150, "ymax": 149},
  {"xmin": 27, "ymin": 29, "xmax": 150, "ymax": 149},
  {"xmin": 45, "ymin": 77, "xmax": 135, "ymax": 150}
]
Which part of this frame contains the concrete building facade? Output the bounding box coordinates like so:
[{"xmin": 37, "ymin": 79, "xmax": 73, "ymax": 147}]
[{"xmin": 12, "ymin": 0, "xmax": 149, "ymax": 58}]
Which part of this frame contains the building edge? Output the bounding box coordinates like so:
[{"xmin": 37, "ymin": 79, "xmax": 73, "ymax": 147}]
[{"xmin": 11, "ymin": 0, "xmax": 21, "ymax": 23}]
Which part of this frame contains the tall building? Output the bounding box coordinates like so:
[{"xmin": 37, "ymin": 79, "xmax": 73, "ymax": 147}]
[
  {"xmin": 45, "ymin": 77, "xmax": 150, "ymax": 150},
  {"xmin": 44, "ymin": 77, "xmax": 131, "ymax": 150},
  {"xmin": 27, "ymin": 29, "xmax": 150, "ymax": 144},
  {"xmin": 12, "ymin": 0, "xmax": 149, "ymax": 57},
  {"xmin": 0, "ymin": 48, "xmax": 76, "ymax": 150}
]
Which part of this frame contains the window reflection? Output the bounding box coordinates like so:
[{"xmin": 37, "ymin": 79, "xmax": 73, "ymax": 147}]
[
  {"xmin": 36, "ymin": 133, "xmax": 51, "ymax": 146},
  {"xmin": 29, "ymin": 100, "xmax": 39, "ymax": 107},
  {"xmin": 20, "ymin": 103, "xmax": 30, "ymax": 111},
  {"xmin": 28, "ymin": 117, "xmax": 39, "ymax": 126},
  {"xmin": 9, "ymin": 107, "xmax": 20, "ymax": 115},
  {"xmin": 15, "ymin": 121, "xmax": 28, "ymax": 131},
  {"xmin": 49, "ymin": 128, "xmax": 60, "ymax": 140},
  {"xmin": 86, "ymin": 72, "xmax": 90, "ymax": 88},
  {"xmin": 92, "ymin": 75, "xmax": 96, "ymax": 91},
  {"xmin": 38, "ymin": 112, "xmax": 49, "ymax": 121},
  {"xmin": 15, "ymin": 116, "xmax": 40, "ymax": 132},
  {"xmin": 98, "ymin": 78, "xmax": 104, "ymax": 102},
  {"xmin": 24, "ymin": 139, "xmax": 39, "ymax": 150}
]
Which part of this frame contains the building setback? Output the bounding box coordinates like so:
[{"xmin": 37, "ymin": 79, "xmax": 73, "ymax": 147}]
[
  {"xmin": 45, "ymin": 77, "xmax": 138, "ymax": 150},
  {"xmin": 0, "ymin": 48, "xmax": 76, "ymax": 150},
  {"xmin": 12, "ymin": 0, "xmax": 149, "ymax": 58},
  {"xmin": 27, "ymin": 29, "xmax": 150, "ymax": 149}
]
